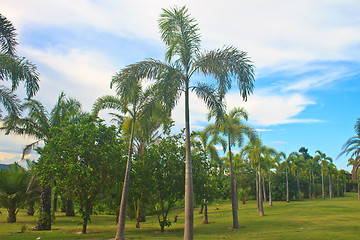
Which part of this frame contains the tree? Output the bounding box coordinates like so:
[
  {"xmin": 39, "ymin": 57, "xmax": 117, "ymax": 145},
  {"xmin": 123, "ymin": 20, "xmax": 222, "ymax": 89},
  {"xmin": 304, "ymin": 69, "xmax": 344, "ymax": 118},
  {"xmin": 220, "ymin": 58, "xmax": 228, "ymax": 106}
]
[
  {"xmin": 0, "ymin": 14, "xmax": 39, "ymax": 117},
  {"xmin": 138, "ymin": 134, "xmax": 185, "ymax": 232},
  {"xmin": 263, "ymin": 149, "xmax": 279, "ymax": 206},
  {"xmin": 110, "ymin": 6, "xmax": 255, "ymax": 239},
  {"xmin": 36, "ymin": 116, "xmax": 125, "ymax": 234},
  {"xmin": 314, "ymin": 150, "xmax": 332, "ymax": 199},
  {"xmin": 289, "ymin": 152, "xmax": 305, "ymax": 201},
  {"xmin": 1, "ymin": 92, "xmax": 82, "ymax": 230},
  {"xmin": 338, "ymin": 118, "xmax": 360, "ymax": 199},
  {"xmin": 93, "ymin": 82, "xmax": 165, "ymax": 240},
  {"xmin": 209, "ymin": 107, "xmax": 256, "ymax": 227},
  {"xmin": 0, "ymin": 163, "xmax": 33, "ymax": 222}
]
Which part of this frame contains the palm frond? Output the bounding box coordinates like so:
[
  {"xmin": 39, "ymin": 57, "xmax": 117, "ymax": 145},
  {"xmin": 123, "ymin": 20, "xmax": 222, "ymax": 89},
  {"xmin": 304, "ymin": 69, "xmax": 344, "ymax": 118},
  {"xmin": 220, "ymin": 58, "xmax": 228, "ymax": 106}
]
[
  {"xmin": 0, "ymin": 14, "xmax": 17, "ymax": 55},
  {"xmin": 0, "ymin": 85, "xmax": 20, "ymax": 117},
  {"xmin": 194, "ymin": 46, "xmax": 255, "ymax": 100},
  {"xmin": 92, "ymin": 95, "xmax": 124, "ymax": 116}
]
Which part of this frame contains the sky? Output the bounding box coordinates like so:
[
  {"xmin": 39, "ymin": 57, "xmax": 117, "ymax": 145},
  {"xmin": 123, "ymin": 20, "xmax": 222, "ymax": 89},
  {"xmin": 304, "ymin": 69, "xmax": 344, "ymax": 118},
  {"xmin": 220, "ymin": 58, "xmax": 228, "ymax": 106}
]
[{"xmin": 1, "ymin": 0, "xmax": 359, "ymax": 171}]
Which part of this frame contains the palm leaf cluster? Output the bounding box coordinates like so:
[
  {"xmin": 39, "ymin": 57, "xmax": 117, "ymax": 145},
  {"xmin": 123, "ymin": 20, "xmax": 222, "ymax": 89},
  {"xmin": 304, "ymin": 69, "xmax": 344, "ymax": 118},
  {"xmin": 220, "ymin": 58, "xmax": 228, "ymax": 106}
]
[{"xmin": 0, "ymin": 14, "xmax": 40, "ymax": 118}]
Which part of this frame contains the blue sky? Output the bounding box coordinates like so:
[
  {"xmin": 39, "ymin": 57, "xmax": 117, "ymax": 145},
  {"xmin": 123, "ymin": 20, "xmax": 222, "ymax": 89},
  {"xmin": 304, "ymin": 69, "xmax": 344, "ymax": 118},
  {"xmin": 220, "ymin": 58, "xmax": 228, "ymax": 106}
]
[{"xmin": 1, "ymin": 0, "xmax": 359, "ymax": 171}]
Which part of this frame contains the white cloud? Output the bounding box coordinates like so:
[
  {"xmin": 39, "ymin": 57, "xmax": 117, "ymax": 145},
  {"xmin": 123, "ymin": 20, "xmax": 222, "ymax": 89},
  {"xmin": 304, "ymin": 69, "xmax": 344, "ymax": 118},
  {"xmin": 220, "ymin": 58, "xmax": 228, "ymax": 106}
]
[{"xmin": 226, "ymin": 91, "xmax": 319, "ymax": 126}]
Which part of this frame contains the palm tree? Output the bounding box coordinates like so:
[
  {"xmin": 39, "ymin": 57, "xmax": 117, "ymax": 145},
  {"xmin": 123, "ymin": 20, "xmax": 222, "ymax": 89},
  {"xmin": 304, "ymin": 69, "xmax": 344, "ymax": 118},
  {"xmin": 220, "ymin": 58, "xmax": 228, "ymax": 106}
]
[
  {"xmin": 278, "ymin": 152, "xmax": 292, "ymax": 203},
  {"xmin": 209, "ymin": 107, "xmax": 256, "ymax": 227},
  {"xmin": 93, "ymin": 82, "xmax": 166, "ymax": 240},
  {"xmin": 0, "ymin": 14, "xmax": 39, "ymax": 117},
  {"xmin": 314, "ymin": 150, "xmax": 332, "ymax": 199},
  {"xmin": 111, "ymin": 6, "xmax": 255, "ymax": 239},
  {"xmin": 347, "ymin": 157, "xmax": 360, "ymax": 199},
  {"xmin": 338, "ymin": 118, "xmax": 360, "ymax": 199},
  {"xmin": 263, "ymin": 149, "xmax": 279, "ymax": 206},
  {"xmin": 289, "ymin": 152, "xmax": 304, "ymax": 201},
  {"xmin": 1, "ymin": 92, "xmax": 82, "ymax": 230},
  {"xmin": 0, "ymin": 162, "xmax": 34, "ymax": 222}
]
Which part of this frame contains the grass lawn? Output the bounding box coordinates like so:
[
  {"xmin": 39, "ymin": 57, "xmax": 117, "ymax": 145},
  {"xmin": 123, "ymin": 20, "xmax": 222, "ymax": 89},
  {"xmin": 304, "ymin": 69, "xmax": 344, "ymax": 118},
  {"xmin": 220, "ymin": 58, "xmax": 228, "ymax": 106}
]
[{"xmin": 1, "ymin": 192, "xmax": 359, "ymax": 239}]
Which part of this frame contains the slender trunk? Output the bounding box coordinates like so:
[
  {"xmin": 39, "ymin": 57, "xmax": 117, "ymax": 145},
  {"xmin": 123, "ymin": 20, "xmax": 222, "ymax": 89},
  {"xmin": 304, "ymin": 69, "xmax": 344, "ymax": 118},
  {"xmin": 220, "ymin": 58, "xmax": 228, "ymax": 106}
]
[
  {"xmin": 269, "ymin": 173, "xmax": 272, "ymax": 206},
  {"xmin": 198, "ymin": 201, "xmax": 204, "ymax": 214},
  {"xmin": 228, "ymin": 139, "xmax": 240, "ymax": 228},
  {"xmin": 255, "ymin": 171, "xmax": 259, "ymax": 211},
  {"xmin": 37, "ymin": 184, "xmax": 52, "ymax": 230},
  {"xmin": 312, "ymin": 169, "xmax": 316, "ymax": 198},
  {"xmin": 337, "ymin": 178, "xmax": 340, "ymax": 197},
  {"xmin": 53, "ymin": 193, "xmax": 58, "ymax": 213},
  {"xmin": 297, "ymin": 171, "xmax": 301, "ymax": 201},
  {"xmin": 286, "ymin": 166, "xmax": 289, "ymax": 203},
  {"xmin": 202, "ymin": 199, "xmax": 208, "ymax": 224},
  {"xmin": 329, "ymin": 174, "xmax": 333, "ymax": 199},
  {"xmin": 66, "ymin": 199, "xmax": 75, "ymax": 216},
  {"xmin": 7, "ymin": 208, "xmax": 17, "ymax": 223},
  {"xmin": 309, "ymin": 172, "xmax": 312, "ymax": 199},
  {"xmin": 321, "ymin": 163, "xmax": 325, "ymax": 199},
  {"xmin": 262, "ymin": 175, "xmax": 267, "ymax": 202},
  {"xmin": 27, "ymin": 200, "xmax": 35, "ymax": 216},
  {"xmin": 184, "ymin": 83, "xmax": 194, "ymax": 240},
  {"xmin": 115, "ymin": 119, "xmax": 136, "ymax": 240},
  {"xmin": 258, "ymin": 161, "xmax": 264, "ymax": 216}
]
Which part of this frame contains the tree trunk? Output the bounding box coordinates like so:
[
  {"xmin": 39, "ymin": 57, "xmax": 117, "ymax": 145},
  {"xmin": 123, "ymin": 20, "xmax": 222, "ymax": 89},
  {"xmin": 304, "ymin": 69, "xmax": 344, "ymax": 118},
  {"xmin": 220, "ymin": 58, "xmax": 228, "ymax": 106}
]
[
  {"xmin": 256, "ymin": 171, "xmax": 259, "ymax": 211},
  {"xmin": 202, "ymin": 199, "xmax": 208, "ymax": 224},
  {"xmin": 309, "ymin": 173, "xmax": 312, "ymax": 199},
  {"xmin": 329, "ymin": 174, "xmax": 333, "ymax": 199},
  {"xmin": 53, "ymin": 193, "xmax": 58, "ymax": 213},
  {"xmin": 7, "ymin": 208, "xmax": 17, "ymax": 223},
  {"xmin": 27, "ymin": 200, "xmax": 35, "ymax": 216},
  {"xmin": 66, "ymin": 199, "xmax": 75, "ymax": 216},
  {"xmin": 286, "ymin": 166, "xmax": 289, "ymax": 203},
  {"xmin": 258, "ymin": 162, "xmax": 264, "ymax": 216},
  {"xmin": 82, "ymin": 222, "xmax": 87, "ymax": 234},
  {"xmin": 297, "ymin": 171, "xmax": 301, "ymax": 201},
  {"xmin": 268, "ymin": 174, "xmax": 272, "ymax": 206},
  {"xmin": 262, "ymin": 176, "xmax": 267, "ymax": 203},
  {"xmin": 115, "ymin": 119, "xmax": 136, "ymax": 240},
  {"xmin": 228, "ymin": 139, "xmax": 240, "ymax": 228},
  {"xmin": 183, "ymin": 84, "xmax": 194, "ymax": 240},
  {"xmin": 36, "ymin": 184, "xmax": 52, "ymax": 230},
  {"xmin": 321, "ymin": 164, "xmax": 325, "ymax": 199},
  {"xmin": 312, "ymin": 170, "xmax": 316, "ymax": 198}
]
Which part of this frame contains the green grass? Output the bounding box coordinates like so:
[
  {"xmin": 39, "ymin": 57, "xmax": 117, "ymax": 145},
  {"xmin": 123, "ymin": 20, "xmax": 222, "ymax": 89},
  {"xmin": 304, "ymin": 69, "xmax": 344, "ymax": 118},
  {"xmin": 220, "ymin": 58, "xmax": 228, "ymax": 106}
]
[{"xmin": 1, "ymin": 193, "xmax": 360, "ymax": 239}]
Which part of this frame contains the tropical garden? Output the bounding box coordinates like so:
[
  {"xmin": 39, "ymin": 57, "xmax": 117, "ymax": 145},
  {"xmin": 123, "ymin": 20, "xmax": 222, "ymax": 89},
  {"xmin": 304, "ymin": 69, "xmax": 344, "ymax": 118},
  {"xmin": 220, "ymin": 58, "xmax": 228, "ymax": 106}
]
[{"xmin": 0, "ymin": 6, "xmax": 359, "ymax": 240}]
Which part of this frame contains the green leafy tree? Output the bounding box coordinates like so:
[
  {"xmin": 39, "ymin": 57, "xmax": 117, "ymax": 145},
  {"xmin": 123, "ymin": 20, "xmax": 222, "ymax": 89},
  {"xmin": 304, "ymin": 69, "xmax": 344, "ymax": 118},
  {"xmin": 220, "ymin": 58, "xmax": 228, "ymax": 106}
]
[
  {"xmin": 0, "ymin": 14, "xmax": 39, "ymax": 117},
  {"xmin": 0, "ymin": 163, "xmax": 33, "ymax": 222},
  {"xmin": 111, "ymin": 6, "xmax": 255, "ymax": 239},
  {"xmin": 137, "ymin": 134, "xmax": 185, "ymax": 232},
  {"xmin": 289, "ymin": 152, "xmax": 305, "ymax": 201},
  {"xmin": 1, "ymin": 92, "xmax": 82, "ymax": 230},
  {"xmin": 36, "ymin": 116, "xmax": 125, "ymax": 234}
]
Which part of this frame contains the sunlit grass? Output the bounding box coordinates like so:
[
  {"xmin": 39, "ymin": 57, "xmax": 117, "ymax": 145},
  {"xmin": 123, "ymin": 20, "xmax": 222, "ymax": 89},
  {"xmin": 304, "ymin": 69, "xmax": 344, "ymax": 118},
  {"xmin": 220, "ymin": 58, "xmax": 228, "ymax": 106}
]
[{"xmin": 1, "ymin": 192, "xmax": 359, "ymax": 239}]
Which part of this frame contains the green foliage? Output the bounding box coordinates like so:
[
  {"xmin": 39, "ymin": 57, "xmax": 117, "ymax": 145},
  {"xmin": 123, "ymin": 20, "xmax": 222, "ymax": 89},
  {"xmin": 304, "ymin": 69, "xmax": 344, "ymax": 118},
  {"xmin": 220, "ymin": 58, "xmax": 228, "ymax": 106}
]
[{"xmin": 36, "ymin": 115, "xmax": 125, "ymax": 233}]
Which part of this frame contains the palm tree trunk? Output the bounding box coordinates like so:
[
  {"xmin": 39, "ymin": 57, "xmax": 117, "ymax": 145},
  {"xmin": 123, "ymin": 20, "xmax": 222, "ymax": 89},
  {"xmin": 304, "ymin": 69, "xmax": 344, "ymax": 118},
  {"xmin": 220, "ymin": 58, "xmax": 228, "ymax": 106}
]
[
  {"xmin": 329, "ymin": 174, "xmax": 333, "ymax": 199},
  {"xmin": 312, "ymin": 170, "xmax": 316, "ymax": 198},
  {"xmin": 258, "ymin": 161, "xmax": 264, "ymax": 216},
  {"xmin": 321, "ymin": 164, "xmax": 325, "ymax": 199},
  {"xmin": 262, "ymin": 175, "xmax": 267, "ymax": 203},
  {"xmin": 184, "ymin": 84, "xmax": 194, "ymax": 240},
  {"xmin": 7, "ymin": 208, "xmax": 17, "ymax": 223},
  {"xmin": 269, "ymin": 173, "xmax": 272, "ymax": 206},
  {"xmin": 337, "ymin": 178, "xmax": 340, "ymax": 197},
  {"xmin": 309, "ymin": 172, "xmax": 312, "ymax": 199},
  {"xmin": 286, "ymin": 166, "xmax": 289, "ymax": 203},
  {"xmin": 202, "ymin": 199, "xmax": 208, "ymax": 224},
  {"xmin": 256, "ymin": 171, "xmax": 259, "ymax": 211},
  {"xmin": 36, "ymin": 184, "xmax": 52, "ymax": 230},
  {"xmin": 115, "ymin": 119, "xmax": 136, "ymax": 240},
  {"xmin": 228, "ymin": 138, "xmax": 240, "ymax": 228},
  {"xmin": 297, "ymin": 171, "xmax": 301, "ymax": 201}
]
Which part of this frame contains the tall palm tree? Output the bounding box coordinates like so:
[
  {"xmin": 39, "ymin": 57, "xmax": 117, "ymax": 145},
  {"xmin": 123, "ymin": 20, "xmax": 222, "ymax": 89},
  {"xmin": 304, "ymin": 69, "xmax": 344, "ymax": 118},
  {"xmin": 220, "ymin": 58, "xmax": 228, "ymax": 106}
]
[
  {"xmin": 325, "ymin": 162, "xmax": 337, "ymax": 199},
  {"xmin": 314, "ymin": 150, "xmax": 332, "ymax": 199},
  {"xmin": 338, "ymin": 118, "xmax": 360, "ymax": 199},
  {"xmin": 111, "ymin": 6, "xmax": 255, "ymax": 239},
  {"xmin": 93, "ymin": 82, "xmax": 167, "ymax": 240},
  {"xmin": 278, "ymin": 152, "xmax": 292, "ymax": 203},
  {"xmin": 0, "ymin": 14, "xmax": 39, "ymax": 117},
  {"xmin": 1, "ymin": 92, "xmax": 82, "ymax": 230},
  {"xmin": 289, "ymin": 152, "xmax": 304, "ymax": 201},
  {"xmin": 209, "ymin": 107, "xmax": 256, "ymax": 227},
  {"xmin": 263, "ymin": 149, "xmax": 279, "ymax": 206}
]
